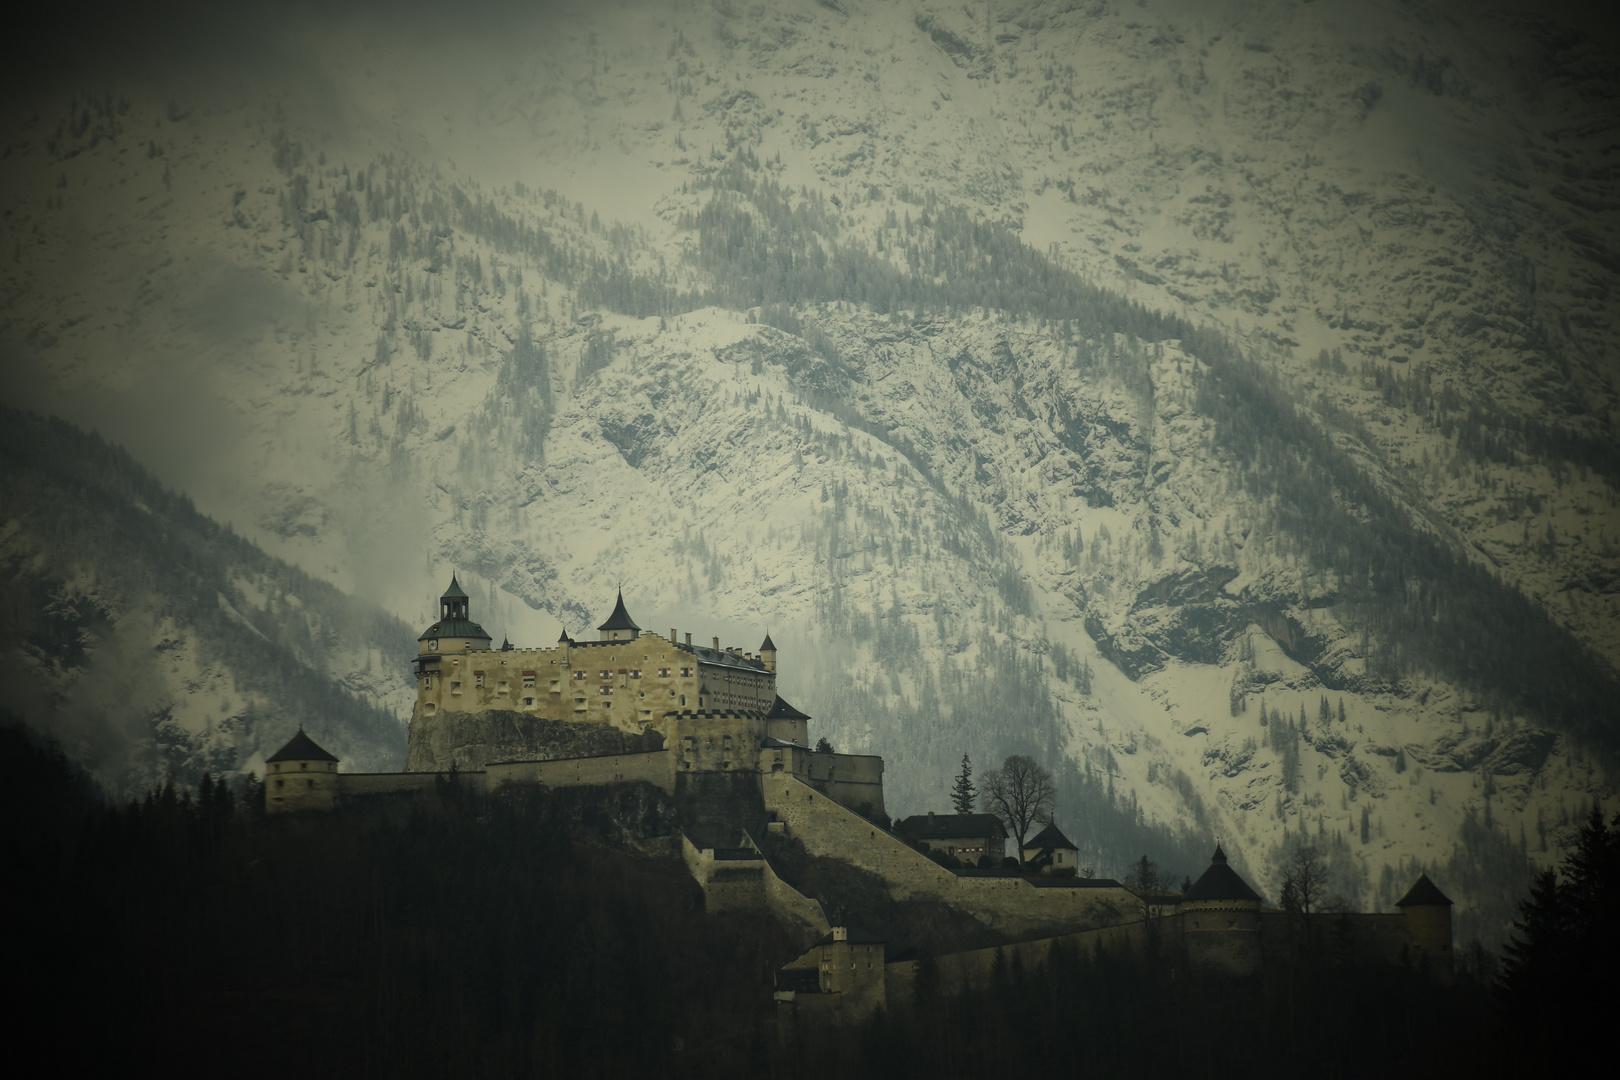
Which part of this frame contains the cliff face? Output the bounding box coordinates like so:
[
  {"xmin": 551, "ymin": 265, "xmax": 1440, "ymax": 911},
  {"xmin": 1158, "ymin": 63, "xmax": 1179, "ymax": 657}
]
[{"xmin": 405, "ymin": 708, "xmax": 665, "ymax": 772}]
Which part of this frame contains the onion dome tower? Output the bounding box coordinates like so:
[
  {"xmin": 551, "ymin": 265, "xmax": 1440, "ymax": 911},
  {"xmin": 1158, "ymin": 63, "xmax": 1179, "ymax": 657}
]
[
  {"xmin": 597, "ymin": 588, "xmax": 641, "ymax": 641},
  {"xmin": 1179, "ymin": 844, "xmax": 1263, "ymax": 976},
  {"xmin": 265, "ymin": 727, "xmax": 340, "ymax": 813},
  {"xmin": 417, "ymin": 574, "xmax": 492, "ymax": 655}
]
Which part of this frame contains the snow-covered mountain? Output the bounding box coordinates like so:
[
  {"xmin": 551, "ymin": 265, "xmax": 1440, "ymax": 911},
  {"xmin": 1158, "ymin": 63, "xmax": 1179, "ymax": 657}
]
[
  {"xmin": 2, "ymin": 0, "xmax": 1615, "ymax": 943},
  {"xmin": 0, "ymin": 407, "xmax": 414, "ymax": 795}
]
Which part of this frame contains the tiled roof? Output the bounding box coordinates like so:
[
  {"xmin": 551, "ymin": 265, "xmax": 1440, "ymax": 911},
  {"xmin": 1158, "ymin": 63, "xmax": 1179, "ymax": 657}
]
[
  {"xmin": 1396, "ymin": 873, "xmax": 1454, "ymax": 907},
  {"xmin": 896, "ymin": 813, "xmax": 1007, "ymax": 840},
  {"xmin": 417, "ymin": 618, "xmax": 491, "ymax": 642},
  {"xmin": 1181, "ymin": 844, "xmax": 1262, "ymax": 903},
  {"xmin": 1025, "ymin": 823, "xmax": 1077, "ymax": 851},
  {"xmin": 765, "ymin": 695, "xmax": 811, "ymax": 721},
  {"xmin": 266, "ymin": 727, "xmax": 339, "ymax": 764},
  {"xmin": 597, "ymin": 589, "xmax": 641, "ymax": 632}
]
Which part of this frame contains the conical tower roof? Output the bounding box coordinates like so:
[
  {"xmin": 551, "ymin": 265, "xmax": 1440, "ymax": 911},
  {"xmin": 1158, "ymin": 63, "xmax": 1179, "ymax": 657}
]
[
  {"xmin": 1181, "ymin": 844, "xmax": 1262, "ymax": 903},
  {"xmin": 760, "ymin": 631, "xmax": 777, "ymax": 652},
  {"xmin": 597, "ymin": 589, "xmax": 641, "ymax": 632},
  {"xmin": 1396, "ymin": 873, "xmax": 1454, "ymax": 907},
  {"xmin": 267, "ymin": 727, "xmax": 339, "ymax": 764},
  {"xmin": 558, "ymin": 628, "xmax": 573, "ymax": 644},
  {"xmin": 441, "ymin": 574, "xmax": 468, "ymax": 600}
]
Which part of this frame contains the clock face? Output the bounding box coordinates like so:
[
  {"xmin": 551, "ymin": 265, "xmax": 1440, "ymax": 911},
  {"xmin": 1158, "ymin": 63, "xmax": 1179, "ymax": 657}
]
[{"xmin": 429, "ymin": 640, "xmax": 438, "ymax": 651}]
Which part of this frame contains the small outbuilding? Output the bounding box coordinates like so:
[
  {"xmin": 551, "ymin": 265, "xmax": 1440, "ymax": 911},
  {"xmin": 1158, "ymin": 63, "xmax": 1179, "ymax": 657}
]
[
  {"xmin": 1022, "ymin": 822, "xmax": 1081, "ymax": 874},
  {"xmin": 896, "ymin": 811, "xmax": 1007, "ymax": 866}
]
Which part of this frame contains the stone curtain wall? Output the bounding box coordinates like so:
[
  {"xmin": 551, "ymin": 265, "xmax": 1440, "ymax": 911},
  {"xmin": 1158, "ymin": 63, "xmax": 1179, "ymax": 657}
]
[
  {"xmin": 764, "ymin": 744, "xmax": 887, "ymax": 818},
  {"xmin": 406, "ymin": 710, "xmax": 665, "ymax": 771},
  {"xmin": 764, "ymin": 771, "xmax": 959, "ymax": 900},
  {"xmin": 336, "ymin": 771, "xmax": 466, "ymax": 798},
  {"xmin": 764, "ymin": 772, "xmax": 1139, "ymax": 939},
  {"xmin": 487, "ymin": 751, "xmax": 673, "ymax": 793}
]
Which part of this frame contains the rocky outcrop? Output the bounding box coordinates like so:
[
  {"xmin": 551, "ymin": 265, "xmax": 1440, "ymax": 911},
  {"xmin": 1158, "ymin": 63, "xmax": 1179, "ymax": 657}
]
[{"xmin": 406, "ymin": 709, "xmax": 665, "ymax": 771}]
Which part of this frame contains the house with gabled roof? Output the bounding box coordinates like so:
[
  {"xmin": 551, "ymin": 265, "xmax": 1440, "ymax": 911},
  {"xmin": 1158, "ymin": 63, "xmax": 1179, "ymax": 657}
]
[
  {"xmin": 896, "ymin": 811, "xmax": 1007, "ymax": 867},
  {"xmin": 1022, "ymin": 822, "xmax": 1081, "ymax": 875}
]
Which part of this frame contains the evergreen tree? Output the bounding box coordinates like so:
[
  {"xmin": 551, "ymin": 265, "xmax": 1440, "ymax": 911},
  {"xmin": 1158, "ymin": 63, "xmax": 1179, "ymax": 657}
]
[
  {"xmin": 1502, "ymin": 806, "xmax": 1619, "ymax": 1029},
  {"xmin": 951, "ymin": 753, "xmax": 977, "ymax": 814}
]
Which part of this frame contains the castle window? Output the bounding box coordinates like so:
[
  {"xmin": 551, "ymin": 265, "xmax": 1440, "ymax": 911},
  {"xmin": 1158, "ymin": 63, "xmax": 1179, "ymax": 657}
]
[
  {"xmin": 680, "ymin": 667, "xmax": 693, "ymax": 677},
  {"xmin": 275, "ymin": 779, "xmax": 283, "ymax": 789},
  {"xmin": 574, "ymin": 670, "xmax": 586, "ymax": 680},
  {"xmin": 498, "ymin": 681, "xmax": 508, "ymax": 695},
  {"xmin": 680, "ymin": 695, "xmax": 686, "ymax": 706},
  {"xmin": 630, "ymin": 669, "xmax": 642, "ymax": 679},
  {"xmin": 474, "ymin": 671, "xmax": 485, "ymax": 688},
  {"xmin": 599, "ymin": 686, "xmax": 613, "ymax": 695},
  {"xmin": 307, "ymin": 780, "xmax": 314, "ymax": 788},
  {"xmin": 658, "ymin": 667, "xmax": 671, "ymax": 678},
  {"xmin": 451, "ymin": 681, "xmax": 461, "ymax": 694},
  {"xmin": 522, "ymin": 671, "xmax": 537, "ymax": 687},
  {"xmin": 600, "ymin": 670, "xmax": 612, "ymax": 680}
]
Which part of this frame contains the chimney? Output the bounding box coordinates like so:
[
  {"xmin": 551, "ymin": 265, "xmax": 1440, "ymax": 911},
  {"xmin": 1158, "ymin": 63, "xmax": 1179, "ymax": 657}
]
[
  {"xmin": 832, "ymin": 927, "xmax": 849, "ymax": 942},
  {"xmin": 685, "ymin": 632, "xmax": 692, "ymax": 647},
  {"xmin": 671, "ymin": 628, "xmax": 677, "ymax": 642},
  {"xmin": 713, "ymin": 636, "xmax": 720, "ymax": 652}
]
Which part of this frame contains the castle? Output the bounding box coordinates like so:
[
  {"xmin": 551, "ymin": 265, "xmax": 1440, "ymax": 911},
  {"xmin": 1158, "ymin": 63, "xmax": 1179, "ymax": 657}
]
[{"xmin": 266, "ymin": 576, "xmax": 1457, "ymax": 1023}]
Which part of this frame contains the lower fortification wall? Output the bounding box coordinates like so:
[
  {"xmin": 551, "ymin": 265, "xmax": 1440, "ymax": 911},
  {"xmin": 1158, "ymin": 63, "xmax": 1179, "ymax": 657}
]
[
  {"xmin": 764, "ymin": 772, "xmax": 958, "ymax": 900},
  {"xmin": 764, "ymin": 774, "xmax": 1137, "ymax": 939},
  {"xmin": 487, "ymin": 751, "xmax": 673, "ymax": 793},
  {"xmin": 406, "ymin": 708, "xmax": 664, "ymax": 772},
  {"xmin": 923, "ymin": 918, "xmax": 1163, "ymax": 999},
  {"xmin": 335, "ymin": 771, "xmax": 472, "ymax": 799}
]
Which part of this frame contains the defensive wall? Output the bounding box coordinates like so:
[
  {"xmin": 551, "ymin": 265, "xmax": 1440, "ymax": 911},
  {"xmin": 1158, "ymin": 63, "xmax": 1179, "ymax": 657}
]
[
  {"xmin": 763, "ymin": 772, "xmax": 1137, "ymax": 939},
  {"xmin": 763, "ymin": 742, "xmax": 886, "ymax": 819},
  {"xmin": 487, "ymin": 751, "xmax": 674, "ymax": 793},
  {"xmin": 334, "ymin": 771, "xmax": 472, "ymax": 799},
  {"xmin": 682, "ymin": 832, "xmax": 833, "ymax": 943},
  {"xmin": 405, "ymin": 708, "xmax": 666, "ymax": 772}
]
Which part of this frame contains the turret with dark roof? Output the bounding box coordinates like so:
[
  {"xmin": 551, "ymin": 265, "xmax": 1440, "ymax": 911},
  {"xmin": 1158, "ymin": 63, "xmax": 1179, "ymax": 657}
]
[
  {"xmin": 417, "ymin": 574, "xmax": 492, "ymax": 652},
  {"xmin": 1181, "ymin": 844, "xmax": 1263, "ymax": 905},
  {"xmin": 597, "ymin": 589, "xmax": 641, "ymax": 641},
  {"xmin": 267, "ymin": 726, "xmax": 339, "ymax": 764},
  {"xmin": 1396, "ymin": 873, "xmax": 1453, "ymax": 908},
  {"xmin": 264, "ymin": 727, "xmax": 340, "ymax": 813}
]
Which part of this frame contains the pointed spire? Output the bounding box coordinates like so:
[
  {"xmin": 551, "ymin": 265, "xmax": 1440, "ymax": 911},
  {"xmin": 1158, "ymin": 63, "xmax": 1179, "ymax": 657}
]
[
  {"xmin": 1212, "ymin": 843, "xmax": 1228, "ymax": 865},
  {"xmin": 1396, "ymin": 873, "xmax": 1454, "ymax": 907},
  {"xmin": 760, "ymin": 630, "xmax": 777, "ymax": 653},
  {"xmin": 558, "ymin": 628, "xmax": 573, "ymax": 644},
  {"xmin": 596, "ymin": 588, "xmax": 641, "ymax": 636},
  {"xmin": 441, "ymin": 573, "xmax": 468, "ymax": 600}
]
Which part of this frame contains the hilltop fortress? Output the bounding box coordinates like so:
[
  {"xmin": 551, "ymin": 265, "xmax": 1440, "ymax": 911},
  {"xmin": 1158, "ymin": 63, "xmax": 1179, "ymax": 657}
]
[
  {"xmin": 400, "ymin": 576, "xmax": 883, "ymax": 814},
  {"xmin": 266, "ymin": 577, "xmax": 1458, "ymax": 1020}
]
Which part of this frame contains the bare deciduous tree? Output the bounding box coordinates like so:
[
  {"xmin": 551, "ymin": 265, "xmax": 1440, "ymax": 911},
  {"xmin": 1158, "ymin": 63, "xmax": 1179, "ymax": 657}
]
[
  {"xmin": 982, "ymin": 755, "xmax": 1054, "ymax": 866},
  {"xmin": 1280, "ymin": 845, "xmax": 1329, "ymax": 916}
]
